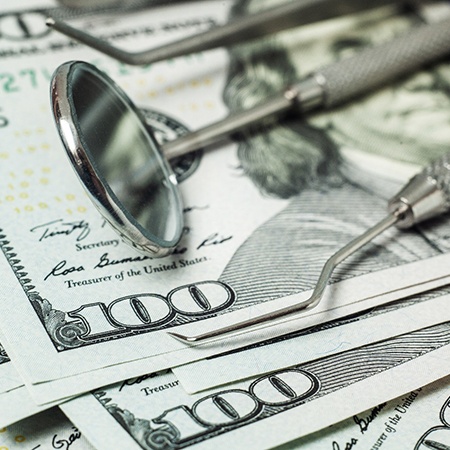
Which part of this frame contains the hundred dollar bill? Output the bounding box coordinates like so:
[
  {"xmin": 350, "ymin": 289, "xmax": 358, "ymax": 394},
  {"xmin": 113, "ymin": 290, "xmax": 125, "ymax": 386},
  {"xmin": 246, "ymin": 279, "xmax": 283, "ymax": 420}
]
[
  {"xmin": 278, "ymin": 375, "xmax": 450, "ymax": 450},
  {"xmin": 61, "ymin": 321, "xmax": 450, "ymax": 450},
  {"xmin": 2, "ymin": 0, "xmax": 450, "ymax": 405},
  {"xmin": 0, "ymin": 349, "xmax": 46, "ymax": 427},
  {"xmin": 0, "ymin": 343, "xmax": 15, "ymax": 395},
  {"xmin": 0, "ymin": 384, "xmax": 52, "ymax": 428},
  {"xmin": 170, "ymin": 0, "xmax": 450, "ymax": 394},
  {"xmin": 173, "ymin": 287, "xmax": 450, "ymax": 393},
  {"xmin": 0, "ymin": 407, "xmax": 95, "ymax": 450},
  {"xmin": 0, "ymin": 257, "xmax": 55, "ymax": 426},
  {"xmin": 0, "ymin": 339, "xmax": 61, "ymax": 427}
]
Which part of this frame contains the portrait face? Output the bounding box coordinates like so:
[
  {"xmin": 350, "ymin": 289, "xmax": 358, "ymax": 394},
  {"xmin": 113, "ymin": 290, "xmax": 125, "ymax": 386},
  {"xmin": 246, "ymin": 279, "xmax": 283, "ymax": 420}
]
[
  {"xmin": 235, "ymin": 1, "xmax": 450, "ymax": 166},
  {"xmin": 284, "ymin": 10, "xmax": 450, "ymax": 165}
]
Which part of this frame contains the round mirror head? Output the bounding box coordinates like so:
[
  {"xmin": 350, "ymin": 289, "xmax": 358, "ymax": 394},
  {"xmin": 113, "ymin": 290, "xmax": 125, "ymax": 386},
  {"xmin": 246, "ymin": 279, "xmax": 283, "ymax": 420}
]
[{"xmin": 51, "ymin": 61, "xmax": 183, "ymax": 257}]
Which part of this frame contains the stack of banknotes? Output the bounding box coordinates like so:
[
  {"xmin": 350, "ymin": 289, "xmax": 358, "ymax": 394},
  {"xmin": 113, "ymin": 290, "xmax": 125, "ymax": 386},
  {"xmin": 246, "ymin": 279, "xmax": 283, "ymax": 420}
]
[{"xmin": 1, "ymin": 0, "xmax": 450, "ymax": 448}]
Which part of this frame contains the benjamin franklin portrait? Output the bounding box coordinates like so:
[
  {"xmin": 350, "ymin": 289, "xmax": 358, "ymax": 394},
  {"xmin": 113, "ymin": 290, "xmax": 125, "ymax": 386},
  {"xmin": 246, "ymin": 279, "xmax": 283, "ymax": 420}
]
[{"xmin": 218, "ymin": 0, "xmax": 450, "ymax": 306}]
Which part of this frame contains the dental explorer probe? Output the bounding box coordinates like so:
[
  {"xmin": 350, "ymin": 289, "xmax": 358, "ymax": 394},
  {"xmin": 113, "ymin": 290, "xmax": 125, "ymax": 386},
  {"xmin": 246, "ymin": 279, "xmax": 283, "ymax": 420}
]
[
  {"xmin": 168, "ymin": 153, "xmax": 450, "ymax": 343},
  {"xmin": 160, "ymin": 15, "xmax": 450, "ymax": 160},
  {"xmin": 46, "ymin": 0, "xmax": 403, "ymax": 66}
]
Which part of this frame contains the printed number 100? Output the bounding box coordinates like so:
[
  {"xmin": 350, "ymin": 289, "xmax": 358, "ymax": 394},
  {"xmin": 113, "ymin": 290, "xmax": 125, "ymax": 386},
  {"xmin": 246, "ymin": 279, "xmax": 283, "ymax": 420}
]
[{"xmin": 67, "ymin": 281, "xmax": 235, "ymax": 341}]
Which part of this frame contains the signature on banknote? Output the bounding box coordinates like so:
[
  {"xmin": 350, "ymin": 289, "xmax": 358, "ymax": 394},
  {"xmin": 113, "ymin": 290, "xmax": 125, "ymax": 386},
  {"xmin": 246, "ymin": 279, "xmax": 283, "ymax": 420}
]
[
  {"xmin": 30, "ymin": 218, "xmax": 91, "ymax": 242},
  {"xmin": 51, "ymin": 426, "xmax": 82, "ymax": 450}
]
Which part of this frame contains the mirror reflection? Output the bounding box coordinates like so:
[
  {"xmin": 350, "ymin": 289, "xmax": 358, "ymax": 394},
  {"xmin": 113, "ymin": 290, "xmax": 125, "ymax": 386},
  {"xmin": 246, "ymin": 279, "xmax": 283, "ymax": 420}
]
[{"xmin": 65, "ymin": 62, "xmax": 183, "ymax": 249}]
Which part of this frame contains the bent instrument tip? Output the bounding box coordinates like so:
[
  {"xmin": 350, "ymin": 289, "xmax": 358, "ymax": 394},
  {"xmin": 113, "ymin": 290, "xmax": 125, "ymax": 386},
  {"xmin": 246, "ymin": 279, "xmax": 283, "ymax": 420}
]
[
  {"xmin": 166, "ymin": 332, "xmax": 201, "ymax": 344},
  {"xmin": 167, "ymin": 213, "xmax": 401, "ymax": 344},
  {"xmin": 46, "ymin": 17, "xmax": 56, "ymax": 27}
]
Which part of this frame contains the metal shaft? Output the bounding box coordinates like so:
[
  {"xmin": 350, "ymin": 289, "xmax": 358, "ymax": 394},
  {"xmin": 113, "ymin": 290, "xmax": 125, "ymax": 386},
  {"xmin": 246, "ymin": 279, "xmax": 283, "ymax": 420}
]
[
  {"xmin": 46, "ymin": 0, "xmax": 404, "ymax": 66},
  {"xmin": 152, "ymin": 16, "xmax": 450, "ymax": 163},
  {"xmin": 168, "ymin": 211, "xmax": 401, "ymax": 343},
  {"xmin": 161, "ymin": 90, "xmax": 298, "ymax": 160}
]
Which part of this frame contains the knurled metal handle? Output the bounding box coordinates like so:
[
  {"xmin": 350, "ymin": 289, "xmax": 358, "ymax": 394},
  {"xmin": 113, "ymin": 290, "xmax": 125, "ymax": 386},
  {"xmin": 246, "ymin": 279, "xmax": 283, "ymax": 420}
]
[
  {"xmin": 317, "ymin": 18, "xmax": 450, "ymax": 108},
  {"xmin": 422, "ymin": 151, "xmax": 450, "ymax": 207}
]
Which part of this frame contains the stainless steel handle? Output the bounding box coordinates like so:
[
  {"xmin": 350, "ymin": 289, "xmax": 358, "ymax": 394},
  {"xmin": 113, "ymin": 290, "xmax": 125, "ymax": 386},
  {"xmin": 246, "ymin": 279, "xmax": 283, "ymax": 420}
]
[
  {"xmin": 389, "ymin": 152, "xmax": 450, "ymax": 228},
  {"xmin": 294, "ymin": 17, "xmax": 450, "ymax": 110}
]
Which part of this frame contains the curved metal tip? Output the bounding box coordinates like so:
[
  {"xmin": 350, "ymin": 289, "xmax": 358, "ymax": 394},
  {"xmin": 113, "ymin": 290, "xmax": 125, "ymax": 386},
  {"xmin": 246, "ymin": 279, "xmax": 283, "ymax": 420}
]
[
  {"xmin": 46, "ymin": 17, "xmax": 56, "ymax": 27},
  {"xmin": 167, "ymin": 332, "xmax": 199, "ymax": 344}
]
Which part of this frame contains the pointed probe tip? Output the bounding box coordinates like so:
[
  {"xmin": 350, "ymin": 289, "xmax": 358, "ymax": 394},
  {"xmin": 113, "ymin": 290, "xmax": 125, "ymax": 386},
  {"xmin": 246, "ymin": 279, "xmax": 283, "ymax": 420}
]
[
  {"xmin": 46, "ymin": 17, "xmax": 56, "ymax": 27},
  {"xmin": 167, "ymin": 331, "xmax": 198, "ymax": 344}
]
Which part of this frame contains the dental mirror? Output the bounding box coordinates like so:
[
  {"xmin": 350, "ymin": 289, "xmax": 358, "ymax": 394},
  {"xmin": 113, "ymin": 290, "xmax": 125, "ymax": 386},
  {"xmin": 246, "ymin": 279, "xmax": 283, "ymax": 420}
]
[
  {"xmin": 51, "ymin": 61, "xmax": 183, "ymax": 257},
  {"xmin": 50, "ymin": 59, "xmax": 302, "ymax": 257}
]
